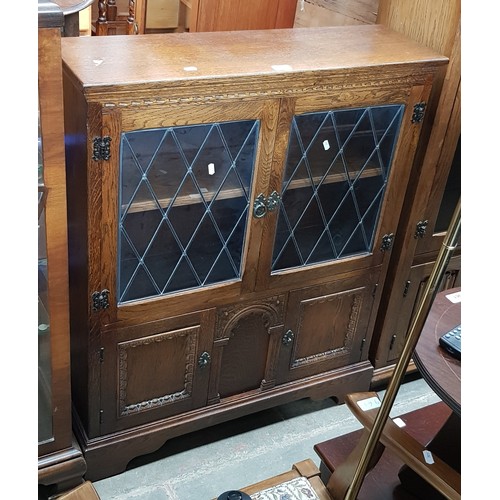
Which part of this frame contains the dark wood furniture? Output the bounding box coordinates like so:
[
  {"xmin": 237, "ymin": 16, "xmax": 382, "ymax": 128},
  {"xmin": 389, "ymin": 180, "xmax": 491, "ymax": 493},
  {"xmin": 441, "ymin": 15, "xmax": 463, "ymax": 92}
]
[
  {"xmin": 314, "ymin": 287, "xmax": 461, "ymax": 499},
  {"xmin": 397, "ymin": 287, "xmax": 461, "ymax": 496},
  {"xmin": 38, "ymin": 1, "xmax": 87, "ymax": 496},
  {"xmin": 413, "ymin": 288, "xmax": 460, "ymax": 414},
  {"xmin": 61, "ymin": 25, "xmax": 447, "ymax": 480},
  {"xmin": 180, "ymin": 0, "xmax": 298, "ymax": 32},
  {"xmin": 91, "ymin": 0, "xmax": 146, "ymax": 35},
  {"xmin": 314, "ymin": 402, "xmax": 452, "ymax": 499},
  {"xmin": 218, "ymin": 459, "xmax": 332, "ymax": 499},
  {"xmin": 369, "ymin": 0, "xmax": 461, "ymax": 385},
  {"xmin": 58, "ymin": 481, "xmax": 101, "ymax": 500},
  {"xmin": 52, "ymin": 0, "xmax": 94, "ymax": 36}
]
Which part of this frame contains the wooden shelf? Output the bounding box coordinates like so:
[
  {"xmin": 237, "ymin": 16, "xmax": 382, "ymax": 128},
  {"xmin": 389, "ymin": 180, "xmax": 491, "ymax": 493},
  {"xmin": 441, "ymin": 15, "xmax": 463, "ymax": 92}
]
[{"xmin": 123, "ymin": 165, "xmax": 382, "ymax": 214}]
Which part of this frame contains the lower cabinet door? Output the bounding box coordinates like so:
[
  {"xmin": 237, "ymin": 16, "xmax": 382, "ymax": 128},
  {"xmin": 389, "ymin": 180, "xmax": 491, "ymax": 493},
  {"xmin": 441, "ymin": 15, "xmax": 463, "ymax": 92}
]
[
  {"xmin": 386, "ymin": 254, "xmax": 461, "ymax": 365},
  {"xmin": 208, "ymin": 294, "xmax": 287, "ymax": 403},
  {"xmin": 276, "ymin": 272, "xmax": 378, "ymax": 384},
  {"xmin": 99, "ymin": 309, "xmax": 216, "ymax": 434}
]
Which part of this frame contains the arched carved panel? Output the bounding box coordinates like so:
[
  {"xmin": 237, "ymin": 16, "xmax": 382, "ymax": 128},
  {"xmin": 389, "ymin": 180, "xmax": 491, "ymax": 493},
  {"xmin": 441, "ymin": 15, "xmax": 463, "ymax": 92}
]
[{"xmin": 214, "ymin": 295, "xmax": 286, "ymax": 398}]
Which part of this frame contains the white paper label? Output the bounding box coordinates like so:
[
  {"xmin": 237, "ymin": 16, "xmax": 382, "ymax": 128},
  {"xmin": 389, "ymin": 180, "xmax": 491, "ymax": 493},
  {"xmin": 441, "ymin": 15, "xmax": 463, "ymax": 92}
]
[
  {"xmin": 357, "ymin": 396, "xmax": 381, "ymax": 411},
  {"xmin": 423, "ymin": 450, "xmax": 434, "ymax": 464},
  {"xmin": 393, "ymin": 417, "xmax": 406, "ymax": 428},
  {"xmin": 446, "ymin": 291, "xmax": 461, "ymax": 303},
  {"xmin": 184, "ymin": 66, "xmax": 198, "ymax": 72},
  {"xmin": 271, "ymin": 64, "xmax": 293, "ymax": 72},
  {"xmin": 208, "ymin": 163, "xmax": 215, "ymax": 175},
  {"xmin": 323, "ymin": 140, "xmax": 330, "ymax": 151}
]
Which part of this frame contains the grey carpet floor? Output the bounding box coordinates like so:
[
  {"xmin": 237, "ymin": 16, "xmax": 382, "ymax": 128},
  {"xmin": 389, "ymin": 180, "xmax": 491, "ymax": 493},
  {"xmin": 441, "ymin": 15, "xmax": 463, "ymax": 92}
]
[{"xmin": 92, "ymin": 377, "xmax": 440, "ymax": 500}]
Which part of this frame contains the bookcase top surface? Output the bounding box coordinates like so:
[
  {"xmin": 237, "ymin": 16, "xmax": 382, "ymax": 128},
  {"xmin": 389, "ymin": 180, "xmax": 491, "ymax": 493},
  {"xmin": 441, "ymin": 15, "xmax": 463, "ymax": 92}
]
[{"xmin": 61, "ymin": 25, "xmax": 447, "ymax": 94}]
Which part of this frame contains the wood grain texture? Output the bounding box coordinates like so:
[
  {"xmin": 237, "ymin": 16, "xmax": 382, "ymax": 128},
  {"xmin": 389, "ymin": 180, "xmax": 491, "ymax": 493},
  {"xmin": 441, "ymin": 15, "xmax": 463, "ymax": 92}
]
[
  {"xmin": 377, "ymin": 0, "xmax": 460, "ymax": 57},
  {"xmin": 61, "ymin": 24, "xmax": 448, "ymax": 481},
  {"xmin": 232, "ymin": 459, "xmax": 332, "ymax": 500},
  {"xmin": 61, "ymin": 25, "xmax": 447, "ymax": 95},
  {"xmin": 342, "ymin": 392, "xmax": 460, "ymax": 499},
  {"xmin": 413, "ymin": 287, "xmax": 460, "ymax": 415},
  {"xmin": 192, "ymin": 0, "xmax": 297, "ymax": 32},
  {"xmin": 315, "ymin": 402, "xmax": 452, "ymax": 499},
  {"xmin": 38, "ymin": 25, "xmax": 72, "ymax": 456},
  {"xmin": 58, "ymin": 481, "xmax": 100, "ymax": 500},
  {"xmin": 38, "ymin": 16, "xmax": 87, "ymax": 494},
  {"xmin": 369, "ymin": 1, "xmax": 460, "ymax": 375},
  {"xmin": 294, "ymin": 0, "xmax": 378, "ymax": 28}
]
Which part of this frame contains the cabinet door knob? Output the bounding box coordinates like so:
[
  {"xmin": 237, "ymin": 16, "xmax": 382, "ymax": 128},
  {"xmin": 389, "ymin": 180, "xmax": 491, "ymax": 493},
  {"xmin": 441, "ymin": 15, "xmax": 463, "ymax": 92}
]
[
  {"xmin": 282, "ymin": 329, "xmax": 294, "ymax": 346},
  {"xmin": 198, "ymin": 351, "xmax": 211, "ymax": 368}
]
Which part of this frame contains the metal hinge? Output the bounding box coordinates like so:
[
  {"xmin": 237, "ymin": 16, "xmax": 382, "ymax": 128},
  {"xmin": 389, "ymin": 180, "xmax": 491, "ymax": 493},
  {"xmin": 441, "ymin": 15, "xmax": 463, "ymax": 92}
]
[
  {"xmin": 360, "ymin": 338, "xmax": 366, "ymax": 352},
  {"xmin": 411, "ymin": 102, "xmax": 426, "ymax": 123},
  {"xmin": 92, "ymin": 289, "xmax": 110, "ymax": 311},
  {"xmin": 414, "ymin": 220, "xmax": 428, "ymax": 239},
  {"xmin": 99, "ymin": 347, "xmax": 104, "ymax": 362},
  {"xmin": 380, "ymin": 233, "xmax": 394, "ymax": 252},
  {"xmin": 92, "ymin": 136, "xmax": 112, "ymax": 161},
  {"xmin": 403, "ymin": 280, "xmax": 411, "ymax": 297},
  {"xmin": 99, "ymin": 409, "xmax": 104, "ymax": 424},
  {"xmin": 372, "ymin": 283, "xmax": 378, "ymax": 298}
]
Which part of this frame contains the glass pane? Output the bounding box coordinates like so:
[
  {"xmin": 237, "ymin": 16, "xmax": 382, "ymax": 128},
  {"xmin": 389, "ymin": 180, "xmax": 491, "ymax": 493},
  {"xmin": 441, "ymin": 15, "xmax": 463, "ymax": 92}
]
[
  {"xmin": 435, "ymin": 136, "xmax": 461, "ymax": 233},
  {"xmin": 118, "ymin": 120, "xmax": 259, "ymax": 303},
  {"xmin": 272, "ymin": 105, "xmax": 404, "ymax": 272},
  {"xmin": 38, "ymin": 106, "xmax": 53, "ymax": 444}
]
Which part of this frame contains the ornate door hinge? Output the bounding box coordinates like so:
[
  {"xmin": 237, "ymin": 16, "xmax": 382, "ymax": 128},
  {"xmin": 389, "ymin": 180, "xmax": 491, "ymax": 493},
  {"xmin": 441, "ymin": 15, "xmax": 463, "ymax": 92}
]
[
  {"xmin": 414, "ymin": 220, "xmax": 428, "ymax": 239},
  {"xmin": 92, "ymin": 289, "xmax": 110, "ymax": 311},
  {"xmin": 380, "ymin": 233, "xmax": 394, "ymax": 252},
  {"xmin": 92, "ymin": 136, "xmax": 112, "ymax": 161},
  {"xmin": 411, "ymin": 102, "xmax": 426, "ymax": 123}
]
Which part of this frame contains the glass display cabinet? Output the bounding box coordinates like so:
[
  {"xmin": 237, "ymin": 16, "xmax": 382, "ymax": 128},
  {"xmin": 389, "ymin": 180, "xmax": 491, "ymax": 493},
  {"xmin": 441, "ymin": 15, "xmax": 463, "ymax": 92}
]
[
  {"xmin": 60, "ymin": 25, "xmax": 447, "ymax": 480},
  {"xmin": 38, "ymin": 1, "xmax": 86, "ymax": 496}
]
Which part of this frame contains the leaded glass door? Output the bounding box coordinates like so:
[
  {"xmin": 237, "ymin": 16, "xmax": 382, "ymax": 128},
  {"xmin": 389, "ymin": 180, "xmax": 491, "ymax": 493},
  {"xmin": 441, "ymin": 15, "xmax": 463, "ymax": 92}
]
[
  {"xmin": 273, "ymin": 104, "xmax": 403, "ymax": 270},
  {"xmin": 118, "ymin": 119, "xmax": 259, "ymax": 303},
  {"xmin": 256, "ymin": 101, "xmax": 408, "ymax": 291},
  {"xmin": 97, "ymin": 100, "xmax": 280, "ymax": 321}
]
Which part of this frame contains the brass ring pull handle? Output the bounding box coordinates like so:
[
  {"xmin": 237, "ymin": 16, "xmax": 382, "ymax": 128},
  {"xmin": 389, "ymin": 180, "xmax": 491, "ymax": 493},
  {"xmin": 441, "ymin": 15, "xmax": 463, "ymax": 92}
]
[
  {"xmin": 253, "ymin": 193, "xmax": 267, "ymax": 218},
  {"xmin": 253, "ymin": 191, "xmax": 281, "ymax": 218}
]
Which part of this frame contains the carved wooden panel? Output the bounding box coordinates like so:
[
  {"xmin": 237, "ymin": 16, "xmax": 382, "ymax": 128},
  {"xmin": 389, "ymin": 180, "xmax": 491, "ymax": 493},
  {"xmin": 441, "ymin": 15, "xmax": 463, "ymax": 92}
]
[
  {"xmin": 118, "ymin": 326, "xmax": 199, "ymax": 416},
  {"xmin": 208, "ymin": 295, "xmax": 286, "ymax": 402},
  {"xmin": 99, "ymin": 310, "xmax": 215, "ymax": 435},
  {"xmin": 277, "ymin": 275, "xmax": 377, "ymax": 383}
]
